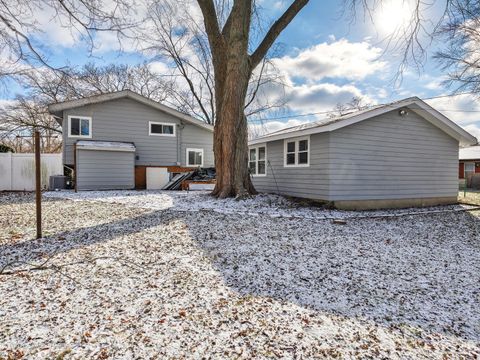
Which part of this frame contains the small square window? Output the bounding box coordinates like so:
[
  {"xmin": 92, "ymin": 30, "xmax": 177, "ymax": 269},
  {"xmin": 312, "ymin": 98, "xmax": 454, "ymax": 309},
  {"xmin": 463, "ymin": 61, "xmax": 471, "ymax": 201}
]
[
  {"xmin": 284, "ymin": 137, "xmax": 309, "ymax": 167},
  {"xmin": 149, "ymin": 122, "xmax": 176, "ymax": 136},
  {"xmin": 187, "ymin": 148, "xmax": 203, "ymax": 166},
  {"xmin": 248, "ymin": 145, "xmax": 267, "ymax": 176},
  {"xmin": 68, "ymin": 116, "xmax": 91, "ymax": 138}
]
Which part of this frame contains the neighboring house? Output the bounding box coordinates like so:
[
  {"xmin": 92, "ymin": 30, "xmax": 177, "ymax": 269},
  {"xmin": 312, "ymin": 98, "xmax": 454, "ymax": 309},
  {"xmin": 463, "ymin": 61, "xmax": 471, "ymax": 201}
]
[
  {"xmin": 48, "ymin": 90, "xmax": 214, "ymax": 190},
  {"xmin": 248, "ymin": 97, "xmax": 477, "ymax": 210},
  {"xmin": 459, "ymin": 145, "xmax": 480, "ymax": 180}
]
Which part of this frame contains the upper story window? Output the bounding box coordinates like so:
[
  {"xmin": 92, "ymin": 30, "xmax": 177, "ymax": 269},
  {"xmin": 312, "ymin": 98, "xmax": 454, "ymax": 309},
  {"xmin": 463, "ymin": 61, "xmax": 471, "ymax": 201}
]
[
  {"xmin": 284, "ymin": 136, "xmax": 309, "ymax": 167},
  {"xmin": 249, "ymin": 145, "xmax": 266, "ymax": 176},
  {"xmin": 187, "ymin": 148, "xmax": 203, "ymax": 167},
  {"xmin": 149, "ymin": 121, "xmax": 176, "ymax": 137},
  {"xmin": 68, "ymin": 116, "xmax": 92, "ymax": 138}
]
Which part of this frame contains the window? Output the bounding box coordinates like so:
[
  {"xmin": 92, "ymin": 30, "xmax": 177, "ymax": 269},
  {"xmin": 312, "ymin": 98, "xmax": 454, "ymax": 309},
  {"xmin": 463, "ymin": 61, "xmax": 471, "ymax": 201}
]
[
  {"xmin": 284, "ymin": 136, "xmax": 309, "ymax": 167},
  {"xmin": 465, "ymin": 162, "xmax": 475, "ymax": 178},
  {"xmin": 68, "ymin": 116, "xmax": 91, "ymax": 138},
  {"xmin": 248, "ymin": 145, "xmax": 266, "ymax": 176},
  {"xmin": 149, "ymin": 121, "xmax": 176, "ymax": 136},
  {"xmin": 186, "ymin": 148, "xmax": 203, "ymax": 167}
]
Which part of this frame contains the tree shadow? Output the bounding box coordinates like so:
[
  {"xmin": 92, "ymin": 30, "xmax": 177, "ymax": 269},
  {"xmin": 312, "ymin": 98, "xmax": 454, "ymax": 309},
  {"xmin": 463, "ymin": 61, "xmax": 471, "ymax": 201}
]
[
  {"xmin": 2, "ymin": 200, "xmax": 479, "ymax": 343},
  {"xmin": 0, "ymin": 209, "xmax": 173, "ymax": 270},
  {"xmin": 186, "ymin": 209, "xmax": 480, "ymax": 342},
  {"xmin": 0, "ymin": 192, "xmax": 66, "ymax": 206}
]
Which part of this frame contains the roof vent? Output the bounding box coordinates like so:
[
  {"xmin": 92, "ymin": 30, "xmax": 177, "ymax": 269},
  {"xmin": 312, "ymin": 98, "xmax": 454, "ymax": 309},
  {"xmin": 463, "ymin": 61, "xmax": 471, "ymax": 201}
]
[{"xmin": 399, "ymin": 109, "xmax": 409, "ymax": 117}]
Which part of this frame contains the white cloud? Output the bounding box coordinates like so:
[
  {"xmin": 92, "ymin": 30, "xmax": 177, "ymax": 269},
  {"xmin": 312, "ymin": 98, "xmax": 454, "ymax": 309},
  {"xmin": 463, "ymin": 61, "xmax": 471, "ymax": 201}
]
[
  {"xmin": 272, "ymin": 39, "xmax": 387, "ymax": 82},
  {"xmin": 285, "ymin": 83, "xmax": 371, "ymax": 114},
  {"xmin": 248, "ymin": 82, "xmax": 376, "ymax": 138},
  {"xmin": 463, "ymin": 124, "xmax": 480, "ymax": 142},
  {"xmin": 426, "ymin": 94, "xmax": 480, "ymax": 126},
  {"xmin": 0, "ymin": 99, "xmax": 17, "ymax": 109},
  {"xmin": 149, "ymin": 61, "xmax": 170, "ymax": 74},
  {"xmin": 26, "ymin": 7, "xmax": 79, "ymax": 48},
  {"xmin": 259, "ymin": 77, "xmax": 374, "ymax": 115}
]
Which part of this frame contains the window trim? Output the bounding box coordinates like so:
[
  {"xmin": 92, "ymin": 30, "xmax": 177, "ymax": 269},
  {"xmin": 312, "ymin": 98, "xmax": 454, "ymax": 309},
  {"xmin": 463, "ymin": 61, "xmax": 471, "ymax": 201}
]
[
  {"xmin": 68, "ymin": 115, "xmax": 92, "ymax": 139},
  {"xmin": 249, "ymin": 144, "xmax": 267, "ymax": 177},
  {"xmin": 186, "ymin": 148, "xmax": 204, "ymax": 167},
  {"xmin": 148, "ymin": 121, "xmax": 176, "ymax": 137},
  {"xmin": 283, "ymin": 136, "xmax": 310, "ymax": 167}
]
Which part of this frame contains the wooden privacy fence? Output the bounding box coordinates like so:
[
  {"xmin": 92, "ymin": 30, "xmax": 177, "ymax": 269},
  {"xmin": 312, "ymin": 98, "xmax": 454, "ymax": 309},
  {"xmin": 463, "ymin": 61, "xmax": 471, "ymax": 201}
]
[{"xmin": 0, "ymin": 153, "xmax": 63, "ymax": 191}]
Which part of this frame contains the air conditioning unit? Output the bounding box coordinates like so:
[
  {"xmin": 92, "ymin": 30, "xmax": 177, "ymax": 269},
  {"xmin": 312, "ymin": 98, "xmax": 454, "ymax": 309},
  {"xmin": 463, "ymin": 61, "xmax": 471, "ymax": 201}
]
[{"xmin": 49, "ymin": 175, "xmax": 67, "ymax": 191}]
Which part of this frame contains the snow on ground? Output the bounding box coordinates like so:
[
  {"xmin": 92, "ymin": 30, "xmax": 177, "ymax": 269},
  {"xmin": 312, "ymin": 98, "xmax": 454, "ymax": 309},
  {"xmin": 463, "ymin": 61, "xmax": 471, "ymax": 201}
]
[
  {"xmin": 45, "ymin": 189, "xmax": 478, "ymax": 219},
  {"xmin": 459, "ymin": 190, "xmax": 480, "ymax": 205},
  {"xmin": 1, "ymin": 191, "xmax": 480, "ymax": 358}
]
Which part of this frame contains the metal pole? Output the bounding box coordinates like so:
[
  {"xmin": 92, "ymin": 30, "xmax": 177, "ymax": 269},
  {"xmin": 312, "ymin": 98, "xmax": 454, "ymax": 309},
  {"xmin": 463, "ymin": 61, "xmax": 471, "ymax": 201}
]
[{"xmin": 35, "ymin": 130, "xmax": 42, "ymax": 239}]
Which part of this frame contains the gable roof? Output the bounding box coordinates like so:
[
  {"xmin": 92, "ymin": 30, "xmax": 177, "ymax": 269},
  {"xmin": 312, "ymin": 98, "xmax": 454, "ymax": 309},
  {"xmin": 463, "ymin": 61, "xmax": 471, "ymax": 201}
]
[
  {"xmin": 459, "ymin": 145, "xmax": 480, "ymax": 160},
  {"xmin": 249, "ymin": 97, "xmax": 477, "ymax": 147},
  {"xmin": 48, "ymin": 90, "xmax": 213, "ymax": 132}
]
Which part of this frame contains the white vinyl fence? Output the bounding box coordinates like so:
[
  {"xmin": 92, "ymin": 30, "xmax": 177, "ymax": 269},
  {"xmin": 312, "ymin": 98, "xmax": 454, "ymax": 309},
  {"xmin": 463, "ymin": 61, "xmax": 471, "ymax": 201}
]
[{"xmin": 0, "ymin": 153, "xmax": 63, "ymax": 191}]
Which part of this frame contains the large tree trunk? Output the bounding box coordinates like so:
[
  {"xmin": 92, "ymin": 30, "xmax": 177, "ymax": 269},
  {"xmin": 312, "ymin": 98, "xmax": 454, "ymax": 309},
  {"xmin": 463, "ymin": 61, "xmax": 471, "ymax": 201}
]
[
  {"xmin": 197, "ymin": 0, "xmax": 309, "ymax": 198},
  {"xmin": 209, "ymin": 2, "xmax": 256, "ymax": 198},
  {"xmin": 211, "ymin": 56, "xmax": 256, "ymax": 198}
]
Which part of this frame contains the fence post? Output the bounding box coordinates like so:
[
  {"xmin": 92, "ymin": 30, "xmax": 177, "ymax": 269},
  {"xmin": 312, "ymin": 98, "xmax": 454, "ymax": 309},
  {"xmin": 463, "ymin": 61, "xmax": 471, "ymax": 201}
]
[
  {"xmin": 35, "ymin": 131, "xmax": 42, "ymax": 239},
  {"xmin": 9, "ymin": 151, "xmax": 13, "ymax": 191}
]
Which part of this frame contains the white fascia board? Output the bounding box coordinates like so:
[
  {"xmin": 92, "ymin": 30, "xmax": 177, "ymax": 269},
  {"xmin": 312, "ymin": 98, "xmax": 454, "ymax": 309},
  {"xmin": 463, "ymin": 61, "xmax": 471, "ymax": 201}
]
[{"xmin": 76, "ymin": 141, "xmax": 136, "ymax": 152}]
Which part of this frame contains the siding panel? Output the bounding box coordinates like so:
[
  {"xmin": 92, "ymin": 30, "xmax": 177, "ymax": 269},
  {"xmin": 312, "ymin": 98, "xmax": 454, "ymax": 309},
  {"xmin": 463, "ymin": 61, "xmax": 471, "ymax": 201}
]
[
  {"xmin": 328, "ymin": 109, "xmax": 459, "ymax": 200},
  {"xmin": 251, "ymin": 108, "xmax": 459, "ymax": 204},
  {"xmin": 62, "ymin": 97, "xmax": 213, "ymax": 167},
  {"xmin": 180, "ymin": 124, "xmax": 214, "ymax": 167},
  {"xmin": 76, "ymin": 149, "xmax": 135, "ymax": 190},
  {"xmin": 251, "ymin": 133, "xmax": 330, "ymax": 200}
]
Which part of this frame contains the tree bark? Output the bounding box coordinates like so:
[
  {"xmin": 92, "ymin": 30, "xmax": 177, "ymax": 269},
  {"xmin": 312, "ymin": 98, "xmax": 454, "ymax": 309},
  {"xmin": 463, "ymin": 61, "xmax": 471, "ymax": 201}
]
[{"xmin": 197, "ymin": 0, "xmax": 309, "ymax": 198}]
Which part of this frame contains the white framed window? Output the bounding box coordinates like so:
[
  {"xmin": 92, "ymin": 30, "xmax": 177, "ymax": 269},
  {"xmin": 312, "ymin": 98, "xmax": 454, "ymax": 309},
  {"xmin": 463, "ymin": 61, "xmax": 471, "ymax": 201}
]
[
  {"xmin": 284, "ymin": 136, "xmax": 310, "ymax": 167},
  {"xmin": 149, "ymin": 121, "xmax": 176, "ymax": 137},
  {"xmin": 249, "ymin": 144, "xmax": 266, "ymax": 176},
  {"xmin": 465, "ymin": 162, "xmax": 475, "ymax": 178},
  {"xmin": 186, "ymin": 148, "xmax": 203, "ymax": 167},
  {"xmin": 68, "ymin": 116, "xmax": 92, "ymax": 138}
]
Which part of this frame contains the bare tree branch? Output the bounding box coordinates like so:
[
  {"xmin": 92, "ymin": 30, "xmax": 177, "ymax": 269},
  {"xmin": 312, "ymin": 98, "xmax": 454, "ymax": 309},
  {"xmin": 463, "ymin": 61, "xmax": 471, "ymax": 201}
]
[{"xmin": 250, "ymin": 0, "xmax": 309, "ymax": 69}]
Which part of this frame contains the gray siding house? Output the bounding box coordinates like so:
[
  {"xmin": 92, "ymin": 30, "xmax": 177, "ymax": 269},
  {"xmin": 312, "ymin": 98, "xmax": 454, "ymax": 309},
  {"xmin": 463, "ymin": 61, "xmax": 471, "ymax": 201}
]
[
  {"xmin": 48, "ymin": 90, "xmax": 214, "ymax": 190},
  {"xmin": 248, "ymin": 97, "xmax": 477, "ymax": 209}
]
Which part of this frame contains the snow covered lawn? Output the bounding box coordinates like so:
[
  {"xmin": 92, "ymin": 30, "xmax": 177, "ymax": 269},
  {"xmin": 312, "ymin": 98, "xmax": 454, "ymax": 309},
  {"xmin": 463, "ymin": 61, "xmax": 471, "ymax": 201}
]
[
  {"xmin": 459, "ymin": 190, "xmax": 480, "ymax": 205},
  {"xmin": 1, "ymin": 191, "xmax": 479, "ymax": 358}
]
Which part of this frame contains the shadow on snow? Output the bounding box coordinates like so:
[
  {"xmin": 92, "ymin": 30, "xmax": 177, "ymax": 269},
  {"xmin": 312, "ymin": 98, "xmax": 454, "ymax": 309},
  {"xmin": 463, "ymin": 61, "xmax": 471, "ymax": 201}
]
[{"xmin": 1, "ymin": 202, "xmax": 479, "ymax": 342}]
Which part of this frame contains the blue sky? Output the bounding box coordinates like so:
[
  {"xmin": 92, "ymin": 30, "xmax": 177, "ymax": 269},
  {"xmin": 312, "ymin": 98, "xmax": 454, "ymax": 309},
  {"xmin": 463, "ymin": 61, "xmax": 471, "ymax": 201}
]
[
  {"xmin": 3, "ymin": 0, "xmax": 480, "ymax": 139},
  {"xmin": 249, "ymin": 0, "xmax": 480, "ymax": 137}
]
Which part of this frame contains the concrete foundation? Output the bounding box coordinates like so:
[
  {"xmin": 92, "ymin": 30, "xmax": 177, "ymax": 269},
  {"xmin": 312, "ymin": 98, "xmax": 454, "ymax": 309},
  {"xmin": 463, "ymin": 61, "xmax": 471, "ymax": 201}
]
[{"xmin": 333, "ymin": 196, "xmax": 458, "ymax": 211}]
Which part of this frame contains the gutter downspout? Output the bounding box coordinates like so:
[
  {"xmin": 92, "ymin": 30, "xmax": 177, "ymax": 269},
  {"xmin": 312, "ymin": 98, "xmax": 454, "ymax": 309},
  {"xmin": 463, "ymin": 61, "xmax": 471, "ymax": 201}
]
[{"xmin": 178, "ymin": 122, "xmax": 185, "ymax": 166}]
